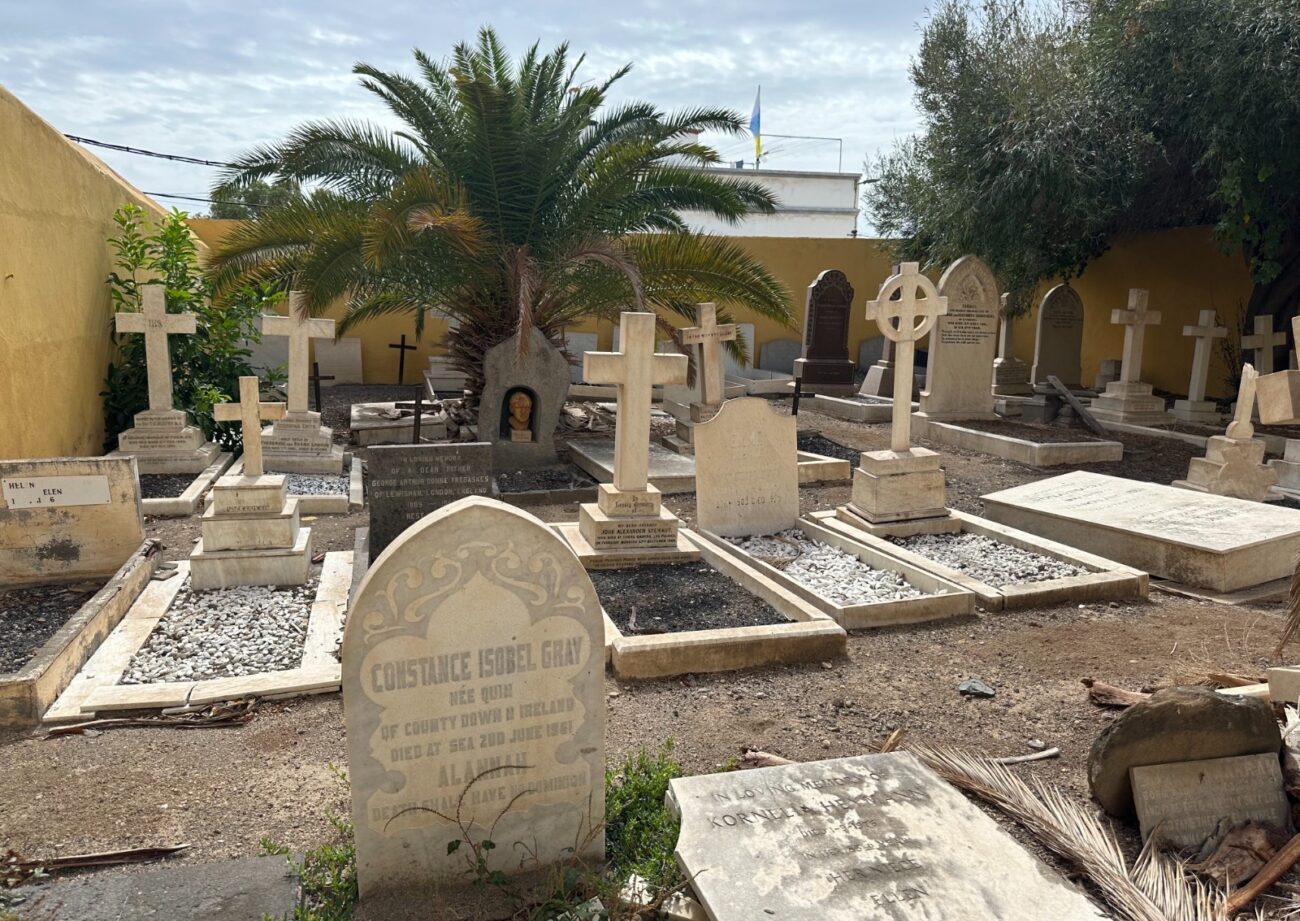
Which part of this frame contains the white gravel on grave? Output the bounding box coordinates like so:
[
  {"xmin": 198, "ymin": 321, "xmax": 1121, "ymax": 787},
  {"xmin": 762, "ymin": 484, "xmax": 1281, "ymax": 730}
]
[
  {"xmin": 285, "ymin": 473, "xmax": 348, "ymax": 496},
  {"xmin": 889, "ymin": 532, "xmax": 1088, "ymax": 587},
  {"xmin": 122, "ymin": 580, "xmax": 316, "ymax": 684},
  {"xmin": 729, "ymin": 530, "xmax": 929, "ymax": 605}
]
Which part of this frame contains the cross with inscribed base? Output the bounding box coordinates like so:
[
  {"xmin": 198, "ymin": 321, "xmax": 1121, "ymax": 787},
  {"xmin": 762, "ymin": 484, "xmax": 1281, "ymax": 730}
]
[
  {"xmin": 1241, "ymin": 315, "xmax": 1288, "ymax": 374},
  {"xmin": 866, "ymin": 263, "xmax": 947, "ymax": 453},
  {"xmin": 114, "ymin": 286, "xmax": 197, "ymax": 413},
  {"xmin": 1110, "ymin": 289, "xmax": 1161, "ymax": 384},
  {"xmin": 584, "ymin": 312, "xmax": 687, "ymax": 492},
  {"xmin": 261, "ymin": 292, "xmax": 336, "ymax": 414},
  {"xmin": 1182, "ymin": 309, "xmax": 1227, "ymax": 403},
  {"xmin": 678, "ymin": 302, "xmax": 737, "ymax": 407},
  {"xmin": 213, "ymin": 376, "xmax": 286, "ymax": 477}
]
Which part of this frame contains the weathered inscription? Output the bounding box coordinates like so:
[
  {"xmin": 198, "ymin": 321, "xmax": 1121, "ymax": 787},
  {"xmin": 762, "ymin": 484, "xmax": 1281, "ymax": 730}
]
[{"xmin": 367, "ymin": 444, "xmax": 492, "ymax": 560}]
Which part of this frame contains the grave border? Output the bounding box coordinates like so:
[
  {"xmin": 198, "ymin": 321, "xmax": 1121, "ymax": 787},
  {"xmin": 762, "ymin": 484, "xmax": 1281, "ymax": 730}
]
[
  {"xmin": 804, "ymin": 393, "xmax": 912, "ymax": 423},
  {"xmin": 141, "ymin": 452, "xmax": 234, "ymax": 517},
  {"xmin": 0, "ymin": 540, "xmax": 158, "ymax": 728},
  {"xmin": 590, "ymin": 529, "xmax": 846, "ymax": 679},
  {"xmin": 44, "ymin": 552, "xmax": 353, "ymax": 721},
  {"xmin": 912, "ymin": 416, "xmax": 1123, "ymax": 467},
  {"xmin": 809, "ymin": 508, "xmax": 1148, "ymax": 610},
  {"xmin": 221, "ymin": 454, "xmax": 363, "ymax": 514}
]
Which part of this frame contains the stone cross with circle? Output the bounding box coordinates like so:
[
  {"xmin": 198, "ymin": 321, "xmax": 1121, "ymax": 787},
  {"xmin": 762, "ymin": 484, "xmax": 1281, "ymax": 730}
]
[{"xmin": 866, "ymin": 263, "xmax": 948, "ymax": 452}]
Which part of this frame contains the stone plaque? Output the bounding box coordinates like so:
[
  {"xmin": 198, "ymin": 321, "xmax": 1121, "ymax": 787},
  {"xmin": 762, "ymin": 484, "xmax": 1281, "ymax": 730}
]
[
  {"xmin": 669, "ymin": 753, "xmax": 1106, "ymax": 921},
  {"xmin": 1132, "ymin": 754, "xmax": 1290, "ymax": 848},
  {"xmin": 1031, "ymin": 284, "xmax": 1085, "ymax": 389},
  {"xmin": 982, "ymin": 470, "xmax": 1300, "ymax": 591},
  {"xmin": 0, "ymin": 458, "xmax": 144, "ymax": 585},
  {"xmin": 343, "ymin": 497, "xmax": 605, "ymax": 899},
  {"xmin": 367, "ymin": 443, "xmax": 493, "ymax": 561},
  {"xmin": 919, "ymin": 256, "xmax": 999, "ymax": 419},
  {"xmin": 693, "ymin": 398, "xmax": 798, "ymax": 537},
  {"xmin": 794, "ymin": 270, "xmax": 855, "ymax": 392}
]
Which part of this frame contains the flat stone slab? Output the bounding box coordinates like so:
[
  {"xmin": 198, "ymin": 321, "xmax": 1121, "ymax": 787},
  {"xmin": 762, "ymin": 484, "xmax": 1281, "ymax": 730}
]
[
  {"xmin": 1132, "ymin": 753, "xmax": 1291, "ymax": 848},
  {"xmin": 20, "ymin": 854, "xmax": 298, "ymax": 921},
  {"xmin": 668, "ymin": 752, "xmax": 1106, "ymax": 921},
  {"xmin": 981, "ymin": 470, "xmax": 1300, "ymax": 591}
]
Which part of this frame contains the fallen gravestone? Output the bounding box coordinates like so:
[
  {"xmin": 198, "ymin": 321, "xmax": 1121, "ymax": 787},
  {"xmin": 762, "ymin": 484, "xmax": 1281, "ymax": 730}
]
[
  {"xmin": 366, "ymin": 443, "xmax": 493, "ymax": 561},
  {"xmin": 1132, "ymin": 753, "xmax": 1290, "ymax": 848},
  {"xmin": 669, "ymin": 752, "xmax": 1106, "ymax": 921},
  {"xmin": 693, "ymin": 397, "xmax": 798, "ymax": 537},
  {"xmin": 344, "ymin": 497, "xmax": 605, "ymax": 902}
]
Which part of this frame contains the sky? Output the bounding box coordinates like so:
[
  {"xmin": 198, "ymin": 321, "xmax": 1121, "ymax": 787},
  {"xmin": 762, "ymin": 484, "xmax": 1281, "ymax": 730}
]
[{"xmin": 1, "ymin": 1, "xmax": 932, "ymax": 214}]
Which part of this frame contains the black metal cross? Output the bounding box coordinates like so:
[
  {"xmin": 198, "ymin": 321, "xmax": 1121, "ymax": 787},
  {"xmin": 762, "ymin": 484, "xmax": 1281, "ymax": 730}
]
[
  {"xmin": 388, "ymin": 334, "xmax": 417, "ymax": 385},
  {"xmin": 309, "ymin": 361, "xmax": 335, "ymax": 412}
]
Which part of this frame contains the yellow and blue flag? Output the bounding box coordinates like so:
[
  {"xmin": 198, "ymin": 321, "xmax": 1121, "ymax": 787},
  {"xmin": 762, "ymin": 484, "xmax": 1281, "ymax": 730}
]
[{"xmin": 749, "ymin": 86, "xmax": 761, "ymax": 164}]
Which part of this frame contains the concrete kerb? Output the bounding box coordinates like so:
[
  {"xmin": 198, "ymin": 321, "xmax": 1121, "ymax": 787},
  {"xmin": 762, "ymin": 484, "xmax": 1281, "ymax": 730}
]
[
  {"xmin": 805, "ymin": 394, "xmax": 902, "ymax": 423},
  {"xmin": 698, "ymin": 521, "xmax": 975, "ymax": 629},
  {"xmin": 0, "ymin": 540, "xmax": 159, "ymax": 729},
  {"xmin": 809, "ymin": 509, "xmax": 1148, "ymax": 611},
  {"xmin": 911, "ymin": 417, "xmax": 1123, "ymax": 467},
  {"xmin": 221, "ymin": 455, "xmax": 362, "ymax": 515},
  {"xmin": 141, "ymin": 452, "xmax": 234, "ymax": 517},
  {"xmin": 44, "ymin": 552, "xmax": 354, "ymax": 722},
  {"xmin": 596, "ymin": 529, "xmax": 846, "ymax": 680}
]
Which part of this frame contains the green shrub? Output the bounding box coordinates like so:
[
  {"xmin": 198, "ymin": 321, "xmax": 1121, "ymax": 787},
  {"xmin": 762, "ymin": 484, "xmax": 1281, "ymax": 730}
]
[{"xmin": 604, "ymin": 741, "xmax": 683, "ymax": 889}]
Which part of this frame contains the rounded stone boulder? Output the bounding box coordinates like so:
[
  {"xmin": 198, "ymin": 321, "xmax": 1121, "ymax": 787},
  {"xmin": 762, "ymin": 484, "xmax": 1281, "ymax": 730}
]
[{"xmin": 1087, "ymin": 686, "xmax": 1280, "ymax": 817}]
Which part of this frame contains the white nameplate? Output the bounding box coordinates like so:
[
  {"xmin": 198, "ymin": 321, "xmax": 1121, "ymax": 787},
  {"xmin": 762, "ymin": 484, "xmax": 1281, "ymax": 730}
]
[{"xmin": 3, "ymin": 476, "xmax": 112, "ymax": 509}]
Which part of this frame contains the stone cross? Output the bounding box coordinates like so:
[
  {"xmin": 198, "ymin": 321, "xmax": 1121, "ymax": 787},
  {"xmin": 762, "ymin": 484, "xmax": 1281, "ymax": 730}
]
[
  {"xmin": 389, "ymin": 334, "xmax": 417, "ymax": 385},
  {"xmin": 1181, "ymin": 309, "xmax": 1227, "ymax": 404},
  {"xmin": 261, "ymin": 293, "xmax": 336, "ymax": 414},
  {"xmin": 1226, "ymin": 363, "xmax": 1259, "ymax": 441},
  {"xmin": 213, "ymin": 376, "xmax": 286, "ymax": 478},
  {"xmin": 114, "ymin": 286, "xmax": 197, "ymax": 413},
  {"xmin": 1241, "ymin": 315, "xmax": 1288, "ymax": 374},
  {"xmin": 1110, "ymin": 289, "xmax": 1161, "ymax": 384},
  {"xmin": 678, "ymin": 302, "xmax": 737, "ymax": 408},
  {"xmin": 866, "ymin": 263, "xmax": 948, "ymax": 453},
  {"xmin": 997, "ymin": 293, "xmax": 1015, "ymax": 360},
  {"xmin": 584, "ymin": 312, "xmax": 687, "ymax": 492}
]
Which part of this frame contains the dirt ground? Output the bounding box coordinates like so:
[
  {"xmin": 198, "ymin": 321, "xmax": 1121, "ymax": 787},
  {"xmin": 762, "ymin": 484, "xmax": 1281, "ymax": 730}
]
[{"xmin": 0, "ymin": 392, "xmax": 1291, "ymax": 909}]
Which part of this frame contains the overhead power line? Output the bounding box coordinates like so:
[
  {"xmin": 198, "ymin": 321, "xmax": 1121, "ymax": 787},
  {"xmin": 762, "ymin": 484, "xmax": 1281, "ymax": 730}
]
[
  {"xmin": 64, "ymin": 134, "xmax": 234, "ymax": 168},
  {"xmin": 144, "ymin": 192, "xmax": 266, "ymax": 210}
]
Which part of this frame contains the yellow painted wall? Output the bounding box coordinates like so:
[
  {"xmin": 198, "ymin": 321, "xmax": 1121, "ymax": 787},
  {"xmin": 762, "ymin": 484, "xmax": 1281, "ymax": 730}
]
[{"xmin": 0, "ymin": 85, "xmax": 171, "ymax": 460}]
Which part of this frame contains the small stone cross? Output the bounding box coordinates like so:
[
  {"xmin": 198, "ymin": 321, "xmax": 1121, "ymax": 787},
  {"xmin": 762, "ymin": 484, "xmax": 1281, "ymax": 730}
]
[
  {"xmin": 214, "ymin": 376, "xmax": 286, "ymax": 478},
  {"xmin": 678, "ymin": 302, "xmax": 737, "ymax": 408},
  {"xmin": 261, "ymin": 292, "xmax": 336, "ymax": 414},
  {"xmin": 866, "ymin": 263, "xmax": 948, "ymax": 452},
  {"xmin": 1181, "ymin": 309, "xmax": 1227, "ymax": 404},
  {"xmin": 114, "ymin": 286, "xmax": 197, "ymax": 413},
  {"xmin": 389, "ymin": 334, "xmax": 417, "ymax": 385},
  {"xmin": 584, "ymin": 312, "xmax": 687, "ymax": 492},
  {"xmin": 1110, "ymin": 289, "xmax": 1161, "ymax": 385},
  {"xmin": 1241, "ymin": 315, "xmax": 1288, "ymax": 375}
]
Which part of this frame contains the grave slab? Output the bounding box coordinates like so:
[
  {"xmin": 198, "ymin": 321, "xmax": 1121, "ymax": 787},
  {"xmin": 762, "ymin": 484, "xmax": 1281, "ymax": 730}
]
[
  {"xmin": 1131, "ymin": 753, "xmax": 1290, "ymax": 848},
  {"xmin": 981, "ymin": 470, "xmax": 1300, "ymax": 591},
  {"xmin": 668, "ymin": 752, "xmax": 1106, "ymax": 921},
  {"xmin": 366, "ymin": 443, "xmax": 494, "ymax": 560},
  {"xmin": 911, "ymin": 417, "xmax": 1123, "ymax": 467}
]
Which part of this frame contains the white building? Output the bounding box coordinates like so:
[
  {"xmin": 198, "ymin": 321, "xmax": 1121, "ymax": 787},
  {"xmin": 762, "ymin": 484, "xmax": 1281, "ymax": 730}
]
[{"xmin": 683, "ymin": 167, "xmax": 861, "ymax": 238}]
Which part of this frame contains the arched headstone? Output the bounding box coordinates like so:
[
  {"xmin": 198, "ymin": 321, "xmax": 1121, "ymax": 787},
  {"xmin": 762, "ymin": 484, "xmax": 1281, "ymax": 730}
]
[
  {"xmin": 1031, "ymin": 284, "xmax": 1084, "ymax": 390},
  {"xmin": 919, "ymin": 255, "xmax": 999, "ymax": 419}
]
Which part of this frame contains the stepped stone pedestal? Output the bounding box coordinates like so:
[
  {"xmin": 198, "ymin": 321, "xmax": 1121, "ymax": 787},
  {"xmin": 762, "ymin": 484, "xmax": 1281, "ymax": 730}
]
[
  {"xmin": 261, "ymin": 411, "xmax": 345, "ymax": 474},
  {"xmin": 846, "ymin": 448, "xmax": 948, "ymax": 524},
  {"xmin": 993, "ymin": 356, "xmax": 1032, "ymax": 397},
  {"xmin": 1174, "ymin": 436, "xmax": 1278, "ymax": 501},
  {"xmin": 562, "ymin": 484, "xmax": 698, "ymax": 566},
  {"xmin": 1170, "ymin": 398, "xmax": 1221, "ymax": 424},
  {"xmin": 189, "ymin": 474, "xmax": 312, "ymax": 590},
  {"xmin": 113, "ymin": 409, "xmax": 222, "ymax": 474},
  {"xmin": 1088, "ymin": 380, "xmax": 1171, "ymax": 426}
]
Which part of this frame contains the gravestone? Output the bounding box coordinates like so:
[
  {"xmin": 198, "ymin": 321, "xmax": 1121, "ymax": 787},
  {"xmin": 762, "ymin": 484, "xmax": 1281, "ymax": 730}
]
[
  {"xmin": 564, "ymin": 332, "xmax": 599, "ymax": 384},
  {"xmin": 794, "ymin": 270, "xmax": 856, "ymax": 395},
  {"xmin": 1030, "ymin": 284, "xmax": 1084, "ymax": 391},
  {"xmin": 1132, "ymin": 754, "xmax": 1290, "ymax": 848},
  {"xmin": 1089, "ymin": 289, "xmax": 1171, "ymax": 425},
  {"xmin": 1242, "ymin": 315, "xmax": 1288, "ymax": 375},
  {"xmin": 1174, "ymin": 365, "xmax": 1277, "ymax": 500},
  {"xmin": 366, "ymin": 443, "xmax": 493, "ymax": 561},
  {"xmin": 992, "ymin": 295, "xmax": 1032, "ymax": 397},
  {"xmin": 1172, "ymin": 309, "xmax": 1228, "ymax": 423},
  {"xmin": 259, "ymin": 294, "xmax": 345, "ymax": 474},
  {"xmin": 759, "ymin": 339, "xmax": 802, "ymax": 374},
  {"xmin": 663, "ymin": 304, "xmax": 739, "ymax": 455},
  {"xmin": 693, "ymin": 398, "xmax": 798, "ymax": 537},
  {"xmin": 344, "ymin": 497, "xmax": 605, "ymax": 900},
  {"xmin": 723, "ymin": 322, "xmax": 757, "ymax": 378},
  {"xmin": 1, "ymin": 457, "xmax": 144, "ymax": 586},
  {"xmin": 478, "ymin": 328, "xmax": 570, "ymax": 469},
  {"xmin": 669, "ymin": 753, "xmax": 1106, "ymax": 921},
  {"xmin": 919, "ymin": 256, "xmax": 999, "ymax": 420},
  {"xmin": 982, "ymin": 470, "xmax": 1300, "ymax": 591}
]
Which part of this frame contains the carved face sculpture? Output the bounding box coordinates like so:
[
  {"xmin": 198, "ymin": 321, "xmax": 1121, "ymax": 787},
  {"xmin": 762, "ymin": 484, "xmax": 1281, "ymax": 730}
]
[{"xmin": 508, "ymin": 391, "xmax": 533, "ymax": 430}]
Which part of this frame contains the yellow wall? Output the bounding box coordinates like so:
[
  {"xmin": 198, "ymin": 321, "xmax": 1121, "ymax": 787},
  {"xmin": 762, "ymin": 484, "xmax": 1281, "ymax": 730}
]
[{"xmin": 0, "ymin": 85, "xmax": 170, "ymax": 460}]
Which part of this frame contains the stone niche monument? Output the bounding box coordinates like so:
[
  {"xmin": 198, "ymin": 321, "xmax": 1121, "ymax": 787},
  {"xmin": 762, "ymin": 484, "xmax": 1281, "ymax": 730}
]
[
  {"xmin": 918, "ymin": 255, "xmax": 999, "ymax": 420},
  {"xmin": 478, "ymin": 327, "xmax": 570, "ymax": 469},
  {"xmin": 693, "ymin": 397, "xmax": 799, "ymax": 537},
  {"xmin": 110, "ymin": 286, "xmax": 222, "ymax": 474},
  {"xmin": 343, "ymin": 497, "xmax": 605, "ymax": 902},
  {"xmin": 794, "ymin": 270, "xmax": 855, "ymax": 396},
  {"xmin": 259, "ymin": 293, "xmax": 346, "ymax": 474},
  {"xmin": 669, "ymin": 753, "xmax": 1106, "ymax": 921},
  {"xmin": 1088, "ymin": 288, "xmax": 1172, "ymax": 426},
  {"xmin": 366, "ymin": 442, "xmax": 494, "ymax": 561}
]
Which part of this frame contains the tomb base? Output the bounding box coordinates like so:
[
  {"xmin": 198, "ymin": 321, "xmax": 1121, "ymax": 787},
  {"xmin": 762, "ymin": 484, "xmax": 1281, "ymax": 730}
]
[
  {"xmin": 578, "ymin": 504, "xmax": 679, "ymax": 551},
  {"xmin": 846, "ymin": 448, "xmax": 948, "ymax": 523},
  {"xmin": 189, "ymin": 473, "xmax": 312, "ymax": 588},
  {"xmin": 188, "ymin": 528, "xmax": 313, "ymax": 590},
  {"xmin": 262, "ymin": 413, "xmax": 345, "ymax": 474},
  {"xmin": 1170, "ymin": 399, "xmax": 1222, "ymax": 425},
  {"xmin": 1268, "ymin": 440, "xmax": 1300, "ymax": 490},
  {"xmin": 561, "ymin": 484, "xmax": 700, "ymax": 566},
  {"xmin": 1087, "ymin": 381, "xmax": 1172, "ymax": 426},
  {"xmin": 992, "ymin": 357, "xmax": 1033, "ymax": 397},
  {"xmin": 113, "ymin": 409, "xmax": 223, "ymax": 474},
  {"xmin": 1173, "ymin": 436, "xmax": 1278, "ymax": 501},
  {"xmin": 200, "ymin": 498, "xmax": 302, "ymax": 552},
  {"xmin": 794, "ymin": 358, "xmax": 856, "ymax": 396}
]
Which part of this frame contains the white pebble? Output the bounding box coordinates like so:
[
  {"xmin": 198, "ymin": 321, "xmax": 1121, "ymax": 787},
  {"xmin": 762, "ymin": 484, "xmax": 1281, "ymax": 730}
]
[{"xmin": 729, "ymin": 530, "xmax": 930, "ymax": 605}]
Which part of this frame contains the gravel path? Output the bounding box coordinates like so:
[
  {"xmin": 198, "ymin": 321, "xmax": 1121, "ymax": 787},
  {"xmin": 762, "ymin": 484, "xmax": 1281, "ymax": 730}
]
[
  {"xmin": 730, "ymin": 530, "xmax": 927, "ymax": 605},
  {"xmin": 889, "ymin": 532, "xmax": 1088, "ymax": 586},
  {"xmin": 0, "ymin": 582, "xmax": 104, "ymax": 674},
  {"xmin": 122, "ymin": 581, "xmax": 317, "ymax": 683},
  {"xmin": 285, "ymin": 473, "xmax": 348, "ymax": 496}
]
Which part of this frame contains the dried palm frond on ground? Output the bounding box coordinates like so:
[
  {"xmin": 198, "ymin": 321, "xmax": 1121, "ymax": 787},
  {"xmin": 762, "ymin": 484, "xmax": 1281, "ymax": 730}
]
[{"xmin": 1273, "ymin": 555, "xmax": 1300, "ymax": 657}]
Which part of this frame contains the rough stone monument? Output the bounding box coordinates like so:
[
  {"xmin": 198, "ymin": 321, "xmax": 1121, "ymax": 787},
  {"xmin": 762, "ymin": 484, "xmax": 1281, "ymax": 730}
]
[
  {"xmin": 110, "ymin": 286, "xmax": 221, "ymax": 473},
  {"xmin": 1087, "ymin": 289, "xmax": 1171, "ymax": 425},
  {"xmin": 794, "ymin": 270, "xmax": 855, "ymax": 396},
  {"xmin": 918, "ymin": 255, "xmax": 999, "ymax": 420},
  {"xmin": 366, "ymin": 443, "xmax": 493, "ymax": 561},
  {"xmin": 693, "ymin": 397, "xmax": 798, "ymax": 537},
  {"xmin": 478, "ymin": 327, "xmax": 570, "ymax": 469},
  {"xmin": 259, "ymin": 293, "xmax": 345, "ymax": 474},
  {"xmin": 992, "ymin": 294, "xmax": 1032, "ymax": 397},
  {"xmin": 1171, "ymin": 309, "xmax": 1227, "ymax": 423},
  {"xmin": 343, "ymin": 497, "xmax": 605, "ymax": 901},
  {"xmin": 1174, "ymin": 364, "xmax": 1278, "ymax": 500}
]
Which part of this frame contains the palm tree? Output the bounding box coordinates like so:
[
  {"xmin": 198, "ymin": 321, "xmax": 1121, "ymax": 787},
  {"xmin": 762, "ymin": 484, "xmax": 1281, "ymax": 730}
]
[{"xmin": 208, "ymin": 27, "xmax": 793, "ymax": 400}]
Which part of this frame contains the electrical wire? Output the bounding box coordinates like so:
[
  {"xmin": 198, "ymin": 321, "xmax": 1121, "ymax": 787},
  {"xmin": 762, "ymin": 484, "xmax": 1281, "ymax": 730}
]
[
  {"xmin": 143, "ymin": 192, "xmax": 266, "ymax": 210},
  {"xmin": 64, "ymin": 134, "xmax": 233, "ymax": 168}
]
